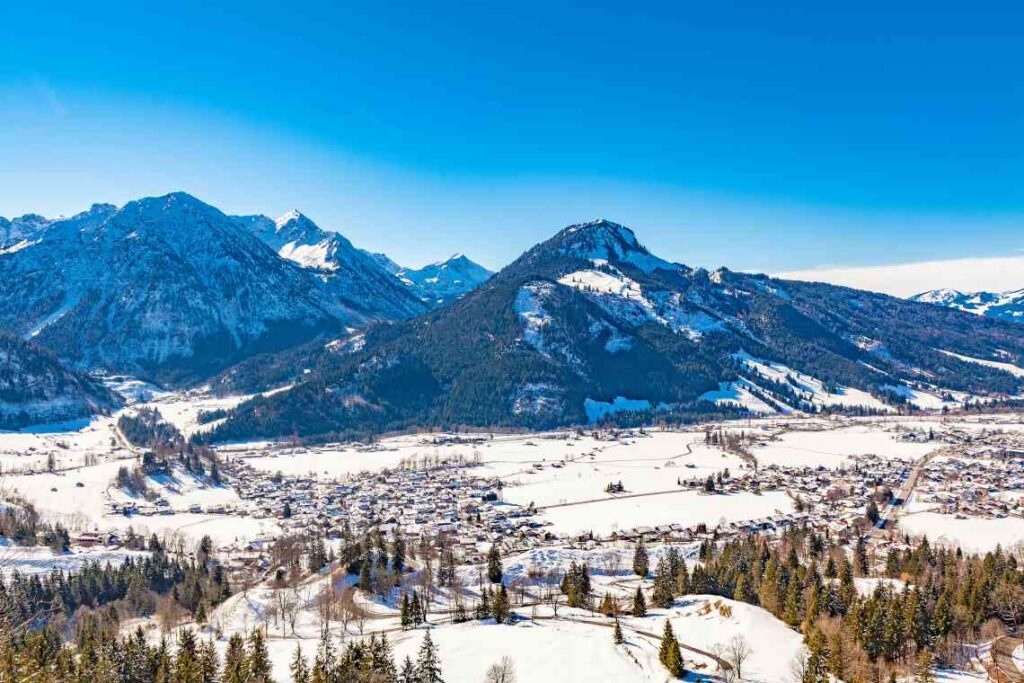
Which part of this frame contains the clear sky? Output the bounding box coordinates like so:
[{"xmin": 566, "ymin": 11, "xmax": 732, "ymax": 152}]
[{"xmin": 2, "ymin": 1, "xmax": 1024, "ymax": 285}]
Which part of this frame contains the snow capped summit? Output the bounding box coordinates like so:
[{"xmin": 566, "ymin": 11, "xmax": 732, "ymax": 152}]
[
  {"xmin": 911, "ymin": 287, "xmax": 1024, "ymax": 322},
  {"xmin": 0, "ymin": 192, "xmax": 357, "ymax": 382},
  {"xmin": 274, "ymin": 208, "xmax": 304, "ymax": 230},
  {"xmin": 545, "ymin": 219, "xmax": 677, "ymax": 273},
  {"xmin": 235, "ymin": 209, "xmax": 427, "ymax": 318},
  {"xmin": 396, "ymin": 253, "xmax": 493, "ymax": 305},
  {"xmin": 0, "ymin": 212, "xmax": 52, "ymax": 249}
]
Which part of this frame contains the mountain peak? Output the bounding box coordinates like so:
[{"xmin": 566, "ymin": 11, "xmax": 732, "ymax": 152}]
[
  {"xmin": 547, "ymin": 219, "xmax": 674, "ymax": 273},
  {"xmin": 274, "ymin": 209, "xmax": 306, "ymax": 230}
]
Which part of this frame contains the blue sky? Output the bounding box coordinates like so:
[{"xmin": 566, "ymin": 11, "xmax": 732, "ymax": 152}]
[{"xmin": 2, "ymin": 1, "xmax": 1024, "ymax": 279}]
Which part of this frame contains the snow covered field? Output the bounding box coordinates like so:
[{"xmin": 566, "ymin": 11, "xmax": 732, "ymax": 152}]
[
  {"xmin": 0, "ymin": 541, "xmax": 149, "ymax": 576},
  {"xmin": 539, "ymin": 490, "xmax": 793, "ymax": 536},
  {"xmin": 752, "ymin": 424, "xmax": 935, "ymax": 469},
  {"xmin": 899, "ymin": 513, "xmax": 1024, "ymax": 554}
]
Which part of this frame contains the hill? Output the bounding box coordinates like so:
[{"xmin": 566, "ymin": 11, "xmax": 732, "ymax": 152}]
[
  {"xmin": 0, "ymin": 333, "xmax": 120, "ymax": 429},
  {"xmin": 208, "ymin": 220, "xmax": 1024, "ymax": 441}
]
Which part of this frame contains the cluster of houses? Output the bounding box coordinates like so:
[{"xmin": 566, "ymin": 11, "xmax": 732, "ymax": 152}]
[
  {"xmin": 221, "ymin": 454, "xmax": 550, "ymax": 563},
  {"xmin": 914, "ymin": 445, "xmax": 1024, "ymax": 518},
  {"xmin": 755, "ymin": 454, "xmax": 914, "ymax": 542}
]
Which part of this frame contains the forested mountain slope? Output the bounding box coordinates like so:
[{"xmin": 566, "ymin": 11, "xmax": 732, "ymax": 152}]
[{"xmin": 209, "ymin": 220, "xmax": 1024, "ymax": 441}]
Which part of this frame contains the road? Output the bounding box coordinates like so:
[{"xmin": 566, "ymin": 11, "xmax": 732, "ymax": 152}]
[{"xmin": 870, "ymin": 445, "xmax": 946, "ymax": 539}]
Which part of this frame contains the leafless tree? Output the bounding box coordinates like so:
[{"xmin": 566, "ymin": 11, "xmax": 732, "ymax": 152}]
[
  {"xmin": 789, "ymin": 653, "xmax": 809, "ymax": 683},
  {"xmin": 727, "ymin": 635, "xmax": 752, "ymax": 680},
  {"xmin": 544, "ymin": 585, "xmax": 561, "ymax": 618},
  {"xmin": 484, "ymin": 656, "xmax": 517, "ymax": 683}
]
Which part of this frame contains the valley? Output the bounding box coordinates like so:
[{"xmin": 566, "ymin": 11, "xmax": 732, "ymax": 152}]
[{"xmin": 4, "ymin": 383, "xmax": 1024, "ymax": 681}]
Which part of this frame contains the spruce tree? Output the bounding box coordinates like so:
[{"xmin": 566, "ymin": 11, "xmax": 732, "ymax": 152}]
[
  {"xmin": 199, "ymin": 640, "xmax": 219, "ymax": 683},
  {"xmin": 613, "ymin": 617, "xmax": 624, "ymax": 644},
  {"xmin": 246, "ymin": 629, "xmax": 274, "ymax": 683},
  {"xmin": 913, "ymin": 650, "xmax": 936, "ymax": 683},
  {"xmin": 401, "ymin": 592, "xmax": 412, "ymax": 629},
  {"xmin": 399, "ymin": 656, "xmax": 416, "ymax": 683},
  {"xmin": 222, "ymin": 633, "xmax": 248, "ymax": 683},
  {"xmin": 632, "ymin": 538, "xmax": 649, "ymax": 577},
  {"xmin": 486, "ymin": 545, "xmax": 503, "ymax": 584},
  {"xmin": 290, "ymin": 645, "xmax": 310, "ymax": 683},
  {"xmin": 492, "ymin": 584, "xmax": 511, "ymax": 624},
  {"xmin": 632, "ymin": 587, "xmax": 647, "ymax": 617},
  {"xmin": 414, "ymin": 631, "xmax": 444, "ymax": 683},
  {"xmin": 392, "ymin": 532, "xmax": 406, "ymax": 574},
  {"xmin": 652, "ymin": 557, "xmax": 674, "ymax": 608},
  {"xmin": 659, "ymin": 620, "xmax": 685, "ymax": 678}
]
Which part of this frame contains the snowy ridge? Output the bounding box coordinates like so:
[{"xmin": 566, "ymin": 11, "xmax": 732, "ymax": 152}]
[
  {"xmin": 236, "ymin": 209, "xmax": 428, "ymax": 318},
  {"xmin": 0, "ymin": 193, "xmax": 352, "ymax": 381},
  {"xmin": 911, "ymin": 287, "xmax": 1024, "ymax": 322},
  {"xmin": 395, "ymin": 253, "xmax": 493, "ymax": 305}
]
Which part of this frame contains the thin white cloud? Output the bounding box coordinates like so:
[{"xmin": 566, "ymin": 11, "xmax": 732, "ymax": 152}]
[{"xmin": 776, "ymin": 255, "xmax": 1024, "ymax": 298}]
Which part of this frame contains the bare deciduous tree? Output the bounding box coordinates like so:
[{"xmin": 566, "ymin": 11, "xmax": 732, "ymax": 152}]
[
  {"xmin": 728, "ymin": 634, "xmax": 752, "ymax": 680},
  {"xmin": 484, "ymin": 656, "xmax": 517, "ymax": 683}
]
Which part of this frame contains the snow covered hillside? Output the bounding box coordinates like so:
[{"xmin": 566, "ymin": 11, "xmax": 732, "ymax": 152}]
[{"xmin": 911, "ymin": 287, "xmax": 1024, "ymax": 323}]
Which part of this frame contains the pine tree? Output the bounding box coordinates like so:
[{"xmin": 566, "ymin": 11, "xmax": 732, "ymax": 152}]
[
  {"xmin": 399, "ymin": 656, "xmax": 416, "ymax": 683},
  {"xmin": 290, "ymin": 645, "xmax": 310, "ymax": 683},
  {"xmin": 401, "ymin": 592, "xmax": 412, "ymax": 629},
  {"xmin": 486, "ymin": 544, "xmax": 503, "ymax": 584},
  {"xmin": 632, "ymin": 587, "xmax": 647, "ymax": 617},
  {"xmin": 370, "ymin": 634, "xmax": 398, "ymax": 682},
  {"xmin": 913, "ymin": 649, "xmax": 936, "ymax": 683},
  {"xmin": 414, "ymin": 631, "xmax": 444, "ymax": 683},
  {"xmin": 246, "ymin": 629, "xmax": 274, "ymax": 683},
  {"xmin": 632, "ymin": 538, "xmax": 649, "ymax": 577},
  {"xmin": 392, "ymin": 532, "xmax": 406, "ymax": 574},
  {"xmin": 652, "ymin": 557, "xmax": 674, "ymax": 608},
  {"xmin": 659, "ymin": 620, "xmax": 685, "ymax": 678},
  {"xmin": 223, "ymin": 633, "xmax": 248, "ymax": 683},
  {"xmin": 492, "ymin": 584, "xmax": 511, "ymax": 624},
  {"xmin": 613, "ymin": 618, "xmax": 624, "ymax": 644}
]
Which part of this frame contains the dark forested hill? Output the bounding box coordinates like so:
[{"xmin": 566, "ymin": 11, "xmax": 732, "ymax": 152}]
[
  {"xmin": 208, "ymin": 220, "xmax": 1024, "ymax": 442},
  {"xmin": 0, "ymin": 333, "xmax": 120, "ymax": 429}
]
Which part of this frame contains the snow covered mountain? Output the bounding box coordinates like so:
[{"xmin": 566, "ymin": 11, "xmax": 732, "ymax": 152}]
[
  {"xmin": 0, "ymin": 193, "xmax": 363, "ymax": 383},
  {"xmin": 234, "ymin": 210, "xmax": 427, "ymax": 319},
  {"xmin": 0, "ymin": 333, "xmax": 119, "ymax": 429},
  {"xmin": 396, "ymin": 254, "xmax": 493, "ymax": 305},
  {"xmin": 362, "ymin": 251, "xmax": 403, "ymax": 275},
  {"xmin": 209, "ymin": 219, "xmax": 1024, "ymax": 441},
  {"xmin": 0, "ymin": 213, "xmax": 51, "ymax": 250},
  {"xmin": 910, "ymin": 288, "xmax": 1024, "ymax": 323}
]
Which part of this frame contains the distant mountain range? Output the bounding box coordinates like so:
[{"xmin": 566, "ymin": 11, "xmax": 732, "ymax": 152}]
[
  {"xmin": 395, "ymin": 254, "xmax": 493, "ymax": 306},
  {"xmin": 206, "ymin": 219, "xmax": 1024, "ymax": 442},
  {"xmin": 0, "ymin": 192, "xmax": 488, "ymax": 389},
  {"xmin": 910, "ymin": 288, "xmax": 1024, "ymax": 323},
  {"xmin": 233, "ymin": 209, "xmax": 490, "ymax": 309},
  {"xmin": 5, "ymin": 194, "xmax": 1024, "ymax": 434}
]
